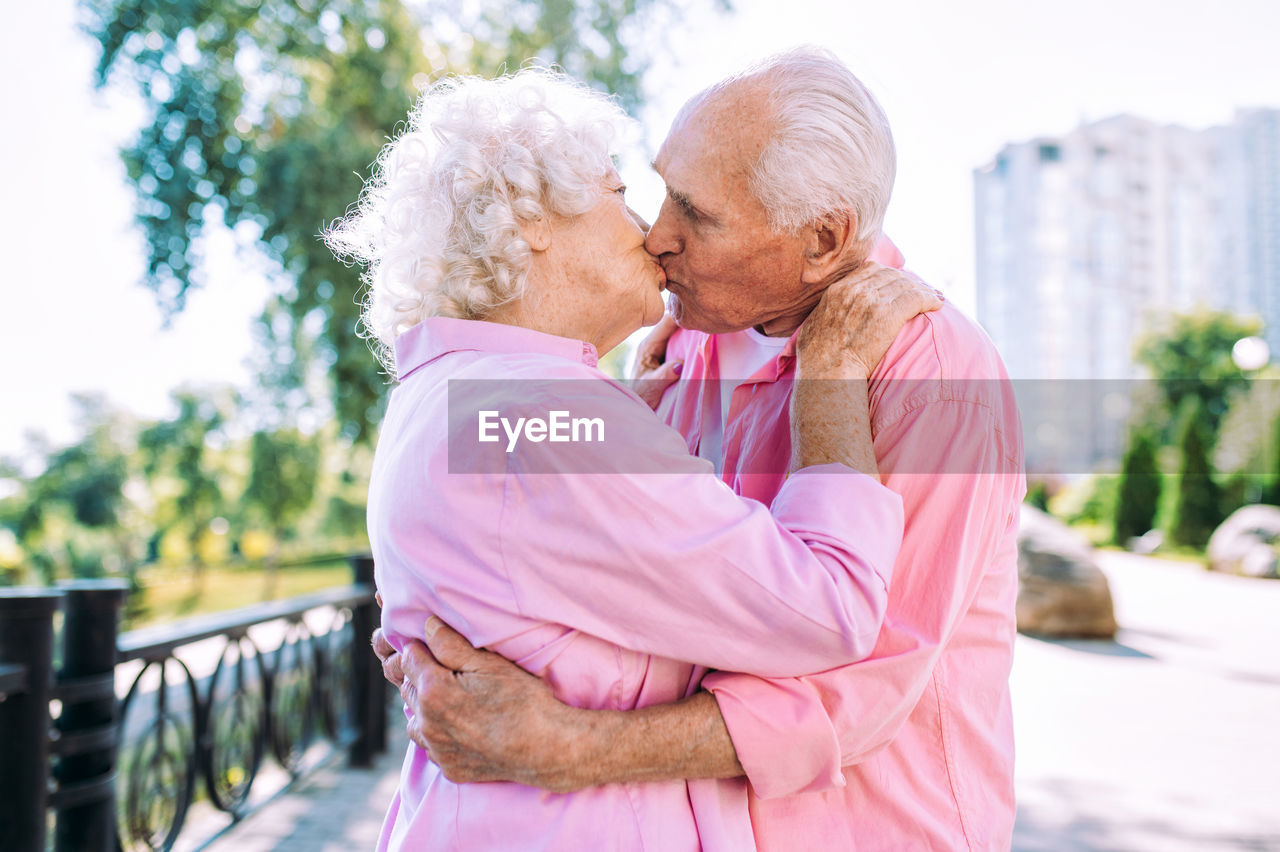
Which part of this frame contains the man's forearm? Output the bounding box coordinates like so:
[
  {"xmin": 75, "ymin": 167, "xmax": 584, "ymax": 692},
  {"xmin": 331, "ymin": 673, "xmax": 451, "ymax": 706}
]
[
  {"xmin": 565, "ymin": 691, "xmax": 744, "ymax": 788},
  {"xmin": 381, "ymin": 622, "xmax": 746, "ymax": 793}
]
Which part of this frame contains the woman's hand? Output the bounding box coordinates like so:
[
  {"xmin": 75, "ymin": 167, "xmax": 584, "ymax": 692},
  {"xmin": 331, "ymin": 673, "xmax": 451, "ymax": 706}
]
[
  {"xmin": 629, "ymin": 313, "xmax": 682, "ymax": 410},
  {"xmin": 796, "ymin": 262, "xmax": 943, "ymax": 381},
  {"xmin": 632, "ymin": 313, "xmax": 679, "ymax": 378},
  {"xmin": 790, "ymin": 264, "xmax": 943, "ymax": 476}
]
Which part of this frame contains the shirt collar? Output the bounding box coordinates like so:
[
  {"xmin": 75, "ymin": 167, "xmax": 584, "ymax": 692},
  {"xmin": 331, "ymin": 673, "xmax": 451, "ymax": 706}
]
[
  {"xmin": 394, "ymin": 316, "xmax": 600, "ymax": 381},
  {"xmin": 699, "ymin": 328, "xmax": 798, "ymax": 385},
  {"xmin": 779, "ymin": 332, "xmax": 798, "ymax": 362}
]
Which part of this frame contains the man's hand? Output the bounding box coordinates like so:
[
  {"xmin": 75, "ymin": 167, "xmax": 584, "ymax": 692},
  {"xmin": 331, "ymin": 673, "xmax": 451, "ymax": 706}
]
[
  {"xmin": 629, "ymin": 313, "xmax": 682, "ymax": 410},
  {"xmin": 372, "ymin": 618, "xmax": 595, "ymax": 792},
  {"xmin": 371, "ymin": 617, "xmax": 745, "ymax": 791}
]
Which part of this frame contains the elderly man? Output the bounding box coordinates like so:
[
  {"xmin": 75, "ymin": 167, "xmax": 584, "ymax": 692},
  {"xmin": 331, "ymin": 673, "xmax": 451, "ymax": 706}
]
[{"xmin": 376, "ymin": 47, "xmax": 1025, "ymax": 850}]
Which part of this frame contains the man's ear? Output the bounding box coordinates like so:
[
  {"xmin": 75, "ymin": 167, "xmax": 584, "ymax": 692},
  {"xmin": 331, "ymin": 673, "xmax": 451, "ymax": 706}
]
[
  {"xmin": 801, "ymin": 210, "xmax": 858, "ymax": 284},
  {"xmin": 520, "ymin": 217, "xmax": 552, "ymax": 252}
]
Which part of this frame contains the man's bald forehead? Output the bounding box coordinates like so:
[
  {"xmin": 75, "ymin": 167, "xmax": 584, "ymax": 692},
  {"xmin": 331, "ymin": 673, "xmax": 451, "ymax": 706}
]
[
  {"xmin": 679, "ymin": 76, "xmax": 772, "ymax": 128},
  {"xmin": 658, "ymin": 81, "xmax": 772, "ymax": 179}
]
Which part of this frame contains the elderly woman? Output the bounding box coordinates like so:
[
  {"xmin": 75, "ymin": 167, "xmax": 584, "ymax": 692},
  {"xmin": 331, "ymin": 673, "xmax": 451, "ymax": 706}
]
[{"xmin": 327, "ymin": 69, "xmax": 935, "ymax": 851}]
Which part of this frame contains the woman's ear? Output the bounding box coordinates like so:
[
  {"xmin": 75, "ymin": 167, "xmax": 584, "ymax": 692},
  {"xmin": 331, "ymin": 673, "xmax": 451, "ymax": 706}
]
[
  {"xmin": 520, "ymin": 217, "xmax": 552, "ymax": 252},
  {"xmin": 801, "ymin": 211, "xmax": 858, "ymax": 284}
]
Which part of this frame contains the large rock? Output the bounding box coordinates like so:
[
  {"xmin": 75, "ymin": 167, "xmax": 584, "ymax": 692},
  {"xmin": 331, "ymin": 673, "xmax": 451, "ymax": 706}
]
[
  {"xmin": 1207, "ymin": 505, "xmax": 1280, "ymax": 579},
  {"xmin": 1016, "ymin": 505, "xmax": 1118, "ymax": 638}
]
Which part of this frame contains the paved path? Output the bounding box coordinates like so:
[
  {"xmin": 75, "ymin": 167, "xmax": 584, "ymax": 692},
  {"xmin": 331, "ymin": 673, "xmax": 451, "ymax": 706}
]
[
  {"xmin": 1012, "ymin": 551, "xmax": 1280, "ymax": 851},
  {"xmin": 198, "ymin": 728, "xmax": 407, "ymax": 851},
  {"xmin": 200, "ymin": 552, "xmax": 1280, "ymax": 850}
]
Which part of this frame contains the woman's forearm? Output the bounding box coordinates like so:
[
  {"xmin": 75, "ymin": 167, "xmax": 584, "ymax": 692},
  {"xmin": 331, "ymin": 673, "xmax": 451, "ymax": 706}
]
[{"xmin": 790, "ymin": 376, "xmax": 878, "ymax": 477}]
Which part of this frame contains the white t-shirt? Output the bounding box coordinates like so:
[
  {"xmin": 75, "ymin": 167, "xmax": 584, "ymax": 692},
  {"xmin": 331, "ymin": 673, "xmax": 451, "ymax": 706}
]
[{"xmin": 698, "ymin": 327, "xmax": 790, "ymax": 472}]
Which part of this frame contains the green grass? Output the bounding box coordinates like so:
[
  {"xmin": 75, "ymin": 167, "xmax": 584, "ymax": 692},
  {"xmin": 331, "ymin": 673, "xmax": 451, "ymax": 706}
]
[
  {"xmin": 124, "ymin": 559, "xmax": 356, "ymax": 630},
  {"xmin": 1142, "ymin": 546, "xmax": 1210, "ymax": 564},
  {"xmin": 1068, "ymin": 521, "xmax": 1114, "ymax": 548}
]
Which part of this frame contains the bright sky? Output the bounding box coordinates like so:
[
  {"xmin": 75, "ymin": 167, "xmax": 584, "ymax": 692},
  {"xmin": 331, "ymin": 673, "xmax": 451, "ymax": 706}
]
[{"xmin": 2, "ymin": 0, "xmax": 1279, "ymax": 461}]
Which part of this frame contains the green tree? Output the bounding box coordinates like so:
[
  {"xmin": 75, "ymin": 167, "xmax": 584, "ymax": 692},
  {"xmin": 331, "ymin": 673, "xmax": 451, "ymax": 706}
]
[
  {"xmin": 2, "ymin": 397, "xmax": 140, "ymax": 583},
  {"xmin": 244, "ymin": 428, "xmax": 320, "ymax": 596},
  {"xmin": 1113, "ymin": 425, "xmax": 1161, "ymax": 545},
  {"xmin": 1171, "ymin": 398, "xmax": 1223, "ymax": 549},
  {"xmin": 1059, "ymin": 474, "xmax": 1119, "ymax": 530},
  {"xmin": 82, "ymin": 0, "xmax": 700, "ymax": 441},
  {"xmin": 138, "ymin": 388, "xmax": 234, "ymax": 588},
  {"xmin": 1213, "ymin": 368, "xmax": 1280, "ymax": 502},
  {"xmin": 1267, "ymin": 409, "xmax": 1280, "ymax": 505},
  {"xmin": 1024, "ymin": 480, "xmax": 1051, "ymax": 512},
  {"xmin": 1136, "ymin": 311, "xmax": 1261, "ymax": 442}
]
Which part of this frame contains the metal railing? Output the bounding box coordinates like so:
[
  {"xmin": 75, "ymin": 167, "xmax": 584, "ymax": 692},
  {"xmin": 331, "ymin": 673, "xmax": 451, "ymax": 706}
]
[{"xmin": 0, "ymin": 555, "xmax": 389, "ymax": 852}]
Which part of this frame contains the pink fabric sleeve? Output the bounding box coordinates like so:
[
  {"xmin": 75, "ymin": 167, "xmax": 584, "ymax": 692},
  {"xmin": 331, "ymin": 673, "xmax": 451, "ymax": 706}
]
[
  {"xmin": 499, "ymin": 383, "xmax": 904, "ymax": 678},
  {"xmin": 703, "ymin": 399, "xmax": 1021, "ymax": 797}
]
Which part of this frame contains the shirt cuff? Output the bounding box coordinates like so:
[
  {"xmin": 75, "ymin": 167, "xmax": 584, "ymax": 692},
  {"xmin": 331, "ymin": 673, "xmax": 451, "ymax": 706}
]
[
  {"xmin": 773, "ymin": 464, "xmax": 903, "ymax": 591},
  {"xmin": 703, "ymin": 671, "xmax": 846, "ymax": 798}
]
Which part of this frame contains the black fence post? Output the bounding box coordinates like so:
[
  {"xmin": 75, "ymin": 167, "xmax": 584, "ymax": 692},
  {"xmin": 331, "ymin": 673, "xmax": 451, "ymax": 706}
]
[
  {"xmin": 0, "ymin": 588, "xmax": 63, "ymax": 852},
  {"xmin": 348, "ymin": 554, "xmax": 386, "ymax": 767},
  {"xmin": 53, "ymin": 579, "xmax": 129, "ymax": 852}
]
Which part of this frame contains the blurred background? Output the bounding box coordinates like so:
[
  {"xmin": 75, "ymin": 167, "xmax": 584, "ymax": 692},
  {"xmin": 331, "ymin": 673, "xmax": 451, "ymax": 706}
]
[{"xmin": 1, "ymin": 0, "xmax": 1278, "ymax": 849}]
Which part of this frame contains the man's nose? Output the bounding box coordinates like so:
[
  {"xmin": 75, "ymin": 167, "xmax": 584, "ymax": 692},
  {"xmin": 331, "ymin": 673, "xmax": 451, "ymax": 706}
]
[{"xmin": 645, "ymin": 207, "xmax": 680, "ymax": 257}]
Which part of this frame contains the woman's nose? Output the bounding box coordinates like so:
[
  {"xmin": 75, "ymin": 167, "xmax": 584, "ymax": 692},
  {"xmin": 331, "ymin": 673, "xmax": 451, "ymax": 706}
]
[{"xmin": 628, "ymin": 206, "xmax": 651, "ymax": 232}]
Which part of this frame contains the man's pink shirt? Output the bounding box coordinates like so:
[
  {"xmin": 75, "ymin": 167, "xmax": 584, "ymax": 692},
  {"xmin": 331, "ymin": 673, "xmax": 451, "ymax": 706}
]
[
  {"xmin": 659, "ymin": 260, "xmax": 1026, "ymax": 848},
  {"xmin": 371, "ymin": 317, "xmax": 907, "ymax": 850}
]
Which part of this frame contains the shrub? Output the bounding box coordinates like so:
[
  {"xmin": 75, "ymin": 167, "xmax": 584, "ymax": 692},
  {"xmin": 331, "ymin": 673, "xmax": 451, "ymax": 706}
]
[
  {"xmin": 1171, "ymin": 399, "xmax": 1224, "ymax": 549},
  {"xmin": 1114, "ymin": 427, "xmax": 1162, "ymax": 545}
]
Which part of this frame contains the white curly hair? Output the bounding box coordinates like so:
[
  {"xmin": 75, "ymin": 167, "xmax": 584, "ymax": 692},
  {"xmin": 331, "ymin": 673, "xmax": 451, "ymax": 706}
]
[{"xmin": 326, "ymin": 68, "xmax": 629, "ymax": 373}]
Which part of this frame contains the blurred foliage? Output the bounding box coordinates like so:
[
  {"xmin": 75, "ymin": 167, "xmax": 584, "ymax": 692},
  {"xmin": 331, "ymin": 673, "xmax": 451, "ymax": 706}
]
[
  {"xmin": 245, "ymin": 427, "xmax": 320, "ymax": 595},
  {"xmin": 35, "ymin": 399, "xmax": 130, "ymax": 530},
  {"xmin": 0, "ymin": 386, "xmax": 370, "ymax": 596},
  {"xmin": 245, "ymin": 428, "xmax": 320, "ymax": 537},
  {"xmin": 1215, "ymin": 372, "xmax": 1280, "ymax": 498},
  {"xmin": 138, "ymin": 388, "xmax": 233, "ymax": 584},
  {"xmin": 0, "ymin": 396, "xmax": 139, "ymax": 585},
  {"xmin": 1269, "ymin": 411, "xmax": 1280, "ymax": 505},
  {"xmin": 1047, "ymin": 474, "xmax": 1118, "ymax": 547},
  {"xmin": 1170, "ymin": 398, "xmax": 1224, "ymax": 549},
  {"xmin": 1047, "ymin": 309, "xmax": 1273, "ymax": 556},
  {"xmin": 1136, "ymin": 311, "xmax": 1261, "ymax": 442},
  {"xmin": 1218, "ymin": 471, "xmax": 1266, "ymax": 520},
  {"xmin": 1113, "ymin": 425, "xmax": 1161, "ymax": 545},
  {"xmin": 81, "ymin": 0, "xmax": 713, "ymax": 441},
  {"xmin": 1052, "ymin": 474, "xmax": 1118, "ymax": 528},
  {"xmin": 126, "ymin": 558, "xmax": 352, "ymax": 629},
  {"xmin": 1024, "ymin": 479, "xmax": 1051, "ymax": 512},
  {"xmin": 596, "ymin": 339, "xmax": 633, "ymax": 380}
]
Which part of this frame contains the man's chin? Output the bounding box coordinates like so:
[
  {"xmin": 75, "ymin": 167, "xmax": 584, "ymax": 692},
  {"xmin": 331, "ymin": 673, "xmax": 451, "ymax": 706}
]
[
  {"xmin": 668, "ymin": 299, "xmax": 754, "ymax": 335},
  {"xmin": 666, "ymin": 295, "xmax": 713, "ymax": 333}
]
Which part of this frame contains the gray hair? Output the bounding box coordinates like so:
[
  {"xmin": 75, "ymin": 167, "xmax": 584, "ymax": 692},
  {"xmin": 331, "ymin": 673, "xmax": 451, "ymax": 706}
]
[
  {"xmin": 325, "ymin": 68, "xmax": 628, "ymax": 373},
  {"xmin": 699, "ymin": 46, "xmax": 896, "ymax": 260}
]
